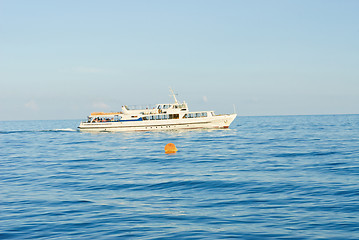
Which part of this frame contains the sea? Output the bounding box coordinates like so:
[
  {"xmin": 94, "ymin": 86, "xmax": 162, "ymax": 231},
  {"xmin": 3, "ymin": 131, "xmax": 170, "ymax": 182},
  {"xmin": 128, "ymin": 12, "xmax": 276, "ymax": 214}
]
[{"xmin": 1, "ymin": 115, "xmax": 359, "ymax": 239}]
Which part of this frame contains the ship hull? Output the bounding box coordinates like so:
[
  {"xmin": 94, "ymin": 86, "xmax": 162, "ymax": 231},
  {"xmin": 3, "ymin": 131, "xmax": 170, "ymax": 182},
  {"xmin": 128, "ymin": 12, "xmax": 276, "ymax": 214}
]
[{"xmin": 78, "ymin": 114, "xmax": 237, "ymax": 132}]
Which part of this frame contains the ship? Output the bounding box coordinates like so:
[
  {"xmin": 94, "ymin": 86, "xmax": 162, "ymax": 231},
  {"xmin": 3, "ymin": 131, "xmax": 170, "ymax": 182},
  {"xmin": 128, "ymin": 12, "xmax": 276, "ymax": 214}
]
[{"xmin": 78, "ymin": 89, "xmax": 237, "ymax": 132}]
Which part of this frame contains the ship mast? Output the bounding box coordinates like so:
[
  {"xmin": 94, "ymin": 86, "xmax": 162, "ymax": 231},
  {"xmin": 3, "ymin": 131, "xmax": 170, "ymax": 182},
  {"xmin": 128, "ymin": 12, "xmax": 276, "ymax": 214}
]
[{"xmin": 169, "ymin": 88, "xmax": 179, "ymax": 104}]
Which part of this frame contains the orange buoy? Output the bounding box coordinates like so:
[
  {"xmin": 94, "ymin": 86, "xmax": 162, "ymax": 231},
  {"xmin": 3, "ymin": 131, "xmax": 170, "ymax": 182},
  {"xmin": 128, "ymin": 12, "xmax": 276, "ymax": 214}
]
[{"xmin": 165, "ymin": 143, "xmax": 178, "ymax": 154}]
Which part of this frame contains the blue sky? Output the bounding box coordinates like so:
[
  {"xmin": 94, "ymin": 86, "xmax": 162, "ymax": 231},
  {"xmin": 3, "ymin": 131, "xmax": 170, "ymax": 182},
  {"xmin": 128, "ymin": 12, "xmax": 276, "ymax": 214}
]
[{"xmin": 1, "ymin": 0, "xmax": 358, "ymax": 120}]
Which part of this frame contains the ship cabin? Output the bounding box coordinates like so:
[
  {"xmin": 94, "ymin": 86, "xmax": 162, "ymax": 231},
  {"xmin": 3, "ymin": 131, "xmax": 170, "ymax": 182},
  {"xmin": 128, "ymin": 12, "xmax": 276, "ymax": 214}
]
[
  {"xmin": 84, "ymin": 101, "xmax": 214, "ymax": 123},
  {"xmin": 155, "ymin": 102, "xmax": 188, "ymax": 114},
  {"xmin": 120, "ymin": 101, "xmax": 189, "ymax": 117},
  {"xmin": 141, "ymin": 111, "xmax": 215, "ymax": 121}
]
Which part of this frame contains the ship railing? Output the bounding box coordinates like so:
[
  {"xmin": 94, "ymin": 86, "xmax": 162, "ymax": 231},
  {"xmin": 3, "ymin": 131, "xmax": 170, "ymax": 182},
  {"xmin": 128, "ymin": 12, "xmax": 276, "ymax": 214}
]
[{"xmin": 124, "ymin": 104, "xmax": 157, "ymax": 110}]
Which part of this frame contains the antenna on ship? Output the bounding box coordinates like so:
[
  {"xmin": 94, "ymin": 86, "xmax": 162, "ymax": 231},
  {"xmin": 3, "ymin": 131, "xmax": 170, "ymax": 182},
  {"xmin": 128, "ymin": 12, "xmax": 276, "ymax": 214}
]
[{"xmin": 169, "ymin": 87, "xmax": 179, "ymax": 103}]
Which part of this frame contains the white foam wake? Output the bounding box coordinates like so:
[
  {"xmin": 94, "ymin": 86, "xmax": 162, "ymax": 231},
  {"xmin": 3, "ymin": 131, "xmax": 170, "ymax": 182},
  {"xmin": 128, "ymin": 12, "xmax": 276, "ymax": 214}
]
[{"xmin": 51, "ymin": 128, "xmax": 77, "ymax": 132}]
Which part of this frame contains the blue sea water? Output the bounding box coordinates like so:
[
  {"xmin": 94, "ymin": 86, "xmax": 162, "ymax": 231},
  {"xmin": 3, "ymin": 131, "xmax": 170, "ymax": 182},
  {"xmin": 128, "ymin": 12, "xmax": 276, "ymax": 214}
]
[{"xmin": 1, "ymin": 115, "xmax": 359, "ymax": 239}]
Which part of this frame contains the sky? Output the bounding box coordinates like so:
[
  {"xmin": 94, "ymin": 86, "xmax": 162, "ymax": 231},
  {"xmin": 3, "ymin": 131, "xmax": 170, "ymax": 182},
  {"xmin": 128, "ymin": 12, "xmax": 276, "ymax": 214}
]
[{"xmin": 1, "ymin": 0, "xmax": 358, "ymax": 120}]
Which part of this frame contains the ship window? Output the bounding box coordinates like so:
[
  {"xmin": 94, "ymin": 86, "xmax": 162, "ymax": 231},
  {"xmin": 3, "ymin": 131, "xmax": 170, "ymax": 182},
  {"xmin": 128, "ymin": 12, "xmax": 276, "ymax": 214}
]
[
  {"xmin": 169, "ymin": 114, "xmax": 178, "ymax": 119},
  {"xmin": 201, "ymin": 112, "xmax": 207, "ymax": 117},
  {"xmin": 150, "ymin": 115, "xmax": 155, "ymax": 120},
  {"xmin": 183, "ymin": 114, "xmax": 187, "ymax": 118},
  {"xmin": 142, "ymin": 116, "xmax": 149, "ymax": 120},
  {"xmin": 195, "ymin": 113, "xmax": 201, "ymax": 118},
  {"xmin": 156, "ymin": 115, "xmax": 162, "ymax": 120},
  {"xmin": 163, "ymin": 114, "xmax": 169, "ymax": 120}
]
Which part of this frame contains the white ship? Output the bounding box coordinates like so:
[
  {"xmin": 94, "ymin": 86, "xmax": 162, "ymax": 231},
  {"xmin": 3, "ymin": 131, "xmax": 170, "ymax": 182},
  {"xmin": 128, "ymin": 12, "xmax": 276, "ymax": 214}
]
[{"xmin": 78, "ymin": 90, "xmax": 237, "ymax": 132}]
